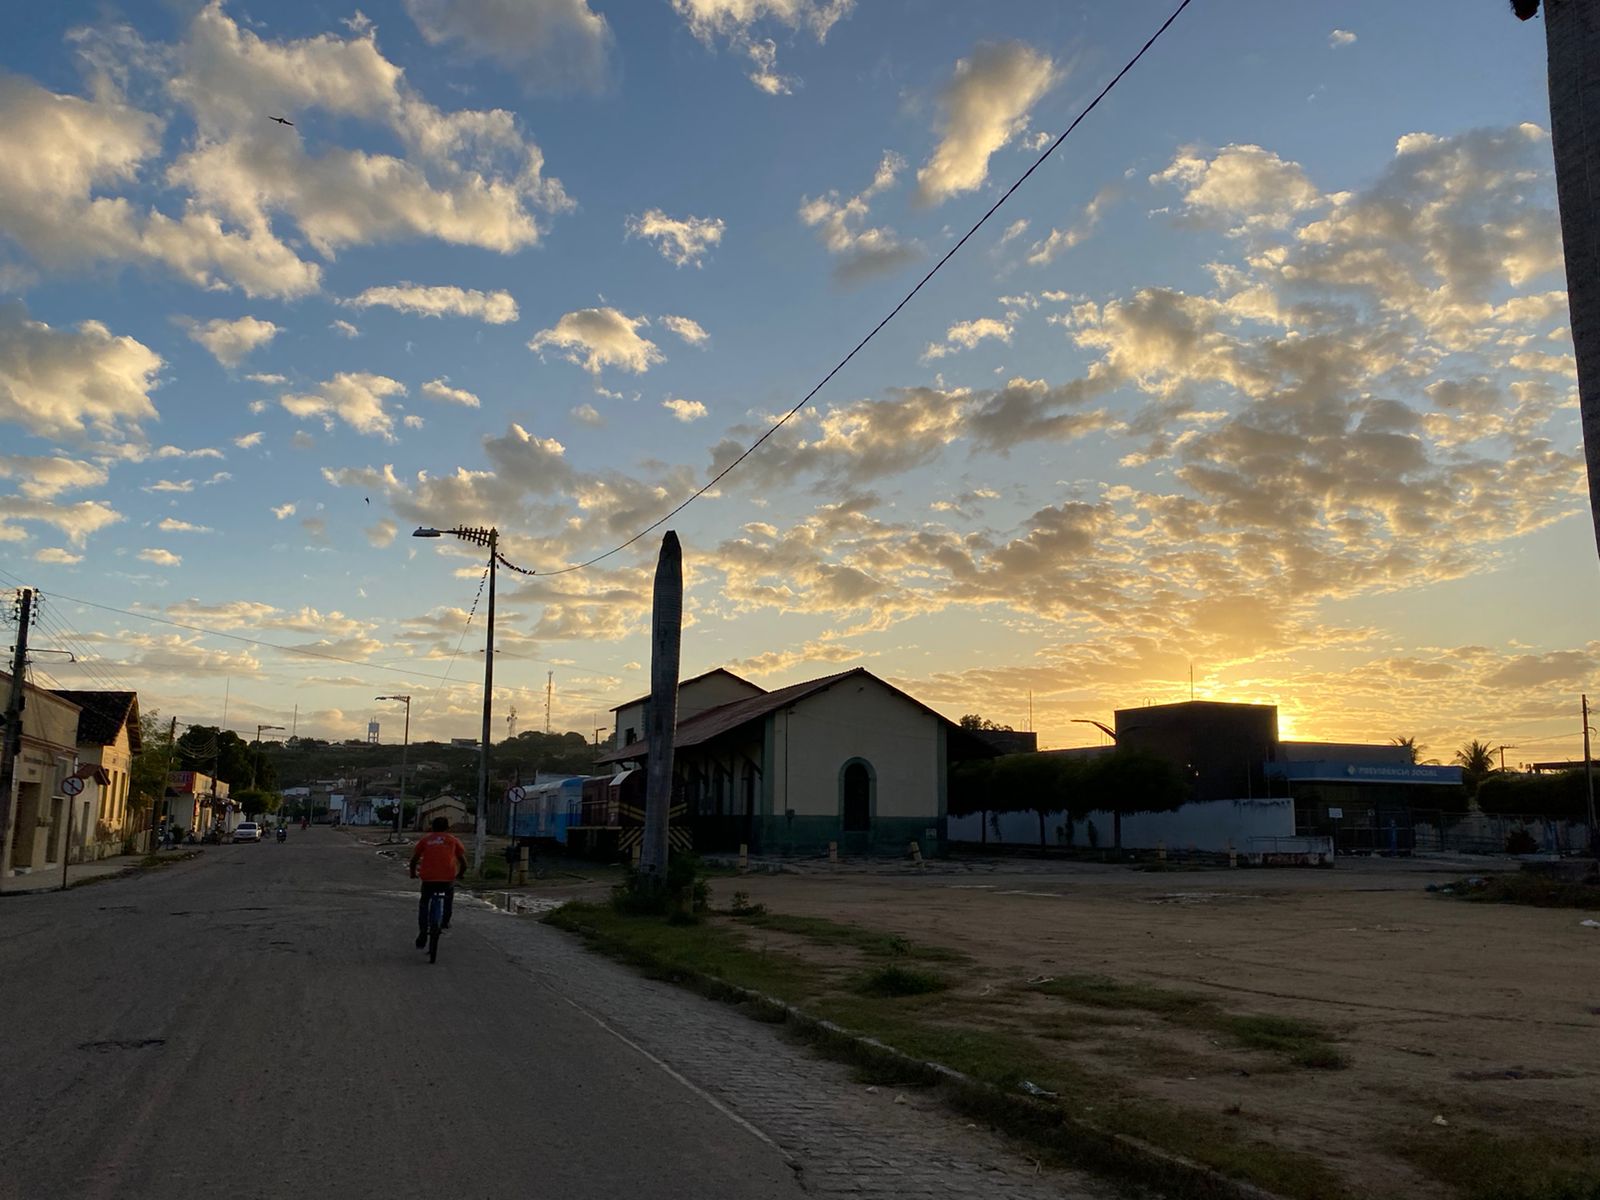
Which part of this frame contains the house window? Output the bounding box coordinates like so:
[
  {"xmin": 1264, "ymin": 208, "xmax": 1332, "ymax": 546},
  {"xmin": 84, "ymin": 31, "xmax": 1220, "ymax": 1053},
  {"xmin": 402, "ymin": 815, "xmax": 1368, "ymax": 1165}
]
[
  {"xmin": 625, "ymin": 727, "xmax": 637, "ymax": 745},
  {"xmin": 841, "ymin": 760, "xmax": 872, "ymax": 832}
]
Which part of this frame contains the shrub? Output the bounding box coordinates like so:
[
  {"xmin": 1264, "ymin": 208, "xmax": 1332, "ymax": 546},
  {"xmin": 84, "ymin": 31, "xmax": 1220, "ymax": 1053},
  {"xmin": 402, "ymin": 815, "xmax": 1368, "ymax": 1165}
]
[
  {"xmin": 857, "ymin": 964, "xmax": 948, "ymax": 997},
  {"xmin": 611, "ymin": 854, "xmax": 711, "ymax": 921},
  {"xmin": 1505, "ymin": 829, "xmax": 1539, "ymax": 855},
  {"xmin": 729, "ymin": 890, "xmax": 767, "ymax": 918}
]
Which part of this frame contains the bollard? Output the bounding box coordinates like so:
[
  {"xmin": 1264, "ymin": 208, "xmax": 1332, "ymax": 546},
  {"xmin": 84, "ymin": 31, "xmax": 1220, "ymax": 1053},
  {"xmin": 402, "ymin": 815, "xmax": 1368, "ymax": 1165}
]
[
  {"xmin": 1228, "ymin": 840, "xmax": 1237, "ymax": 869},
  {"xmin": 1157, "ymin": 840, "xmax": 1166, "ymax": 862},
  {"xmin": 739, "ymin": 842, "xmax": 749, "ymax": 871},
  {"xmin": 828, "ymin": 840, "xmax": 838, "ymax": 865},
  {"xmin": 909, "ymin": 840, "xmax": 923, "ymax": 866},
  {"xmin": 631, "ymin": 843, "xmax": 641, "ymax": 867}
]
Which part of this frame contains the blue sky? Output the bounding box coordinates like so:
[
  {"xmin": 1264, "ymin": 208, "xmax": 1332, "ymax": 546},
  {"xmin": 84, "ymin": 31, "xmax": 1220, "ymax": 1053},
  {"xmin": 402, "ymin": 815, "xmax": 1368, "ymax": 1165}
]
[{"xmin": 2, "ymin": 0, "xmax": 1594, "ymax": 765}]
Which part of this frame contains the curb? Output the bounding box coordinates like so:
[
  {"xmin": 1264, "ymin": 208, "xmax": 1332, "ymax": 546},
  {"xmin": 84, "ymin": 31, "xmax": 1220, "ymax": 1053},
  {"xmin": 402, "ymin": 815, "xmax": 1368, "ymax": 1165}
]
[{"xmin": 547, "ymin": 915, "xmax": 1289, "ymax": 1200}]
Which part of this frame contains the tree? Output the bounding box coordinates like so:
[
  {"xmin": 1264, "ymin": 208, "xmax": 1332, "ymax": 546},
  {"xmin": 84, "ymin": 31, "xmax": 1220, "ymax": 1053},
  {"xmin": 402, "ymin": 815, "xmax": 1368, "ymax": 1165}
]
[
  {"xmin": 233, "ymin": 789, "xmax": 281, "ymax": 821},
  {"xmin": 175, "ymin": 726, "xmax": 275, "ymax": 791},
  {"xmin": 1454, "ymin": 740, "xmax": 1498, "ymax": 795},
  {"xmin": 130, "ymin": 710, "xmax": 175, "ymax": 815},
  {"xmin": 1392, "ymin": 736, "xmax": 1422, "ymax": 765},
  {"xmin": 1515, "ymin": 2, "xmax": 1600, "ymax": 558},
  {"xmin": 1079, "ymin": 749, "xmax": 1189, "ymax": 850},
  {"xmin": 988, "ymin": 753, "xmax": 1082, "ymax": 847},
  {"xmin": 958, "ymin": 714, "xmax": 1013, "ymax": 732}
]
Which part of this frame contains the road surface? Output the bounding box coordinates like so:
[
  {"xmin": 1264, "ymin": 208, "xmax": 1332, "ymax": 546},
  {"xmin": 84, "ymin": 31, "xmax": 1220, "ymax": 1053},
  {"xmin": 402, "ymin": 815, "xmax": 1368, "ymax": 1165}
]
[{"xmin": 0, "ymin": 828, "xmax": 1099, "ymax": 1199}]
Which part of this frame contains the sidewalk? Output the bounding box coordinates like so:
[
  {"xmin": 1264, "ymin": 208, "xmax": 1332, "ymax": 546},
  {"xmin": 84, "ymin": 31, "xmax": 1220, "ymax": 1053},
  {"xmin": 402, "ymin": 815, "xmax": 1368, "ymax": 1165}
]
[{"xmin": 0, "ymin": 848, "xmax": 197, "ymax": 895}]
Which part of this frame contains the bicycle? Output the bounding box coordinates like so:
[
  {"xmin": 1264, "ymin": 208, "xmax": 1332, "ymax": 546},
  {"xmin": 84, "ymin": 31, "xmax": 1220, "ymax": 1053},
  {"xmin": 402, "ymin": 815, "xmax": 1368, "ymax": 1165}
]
[{"xmin": 422, "ymin": 886, "xmax": 446, "ymax": 963}]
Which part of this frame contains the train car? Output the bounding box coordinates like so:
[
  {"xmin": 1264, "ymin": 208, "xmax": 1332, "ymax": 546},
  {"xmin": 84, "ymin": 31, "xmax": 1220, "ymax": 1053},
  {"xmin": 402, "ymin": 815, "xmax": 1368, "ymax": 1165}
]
[{"xmin": 511, "ymin": 776, "xmax": 585, "ymax": 845}]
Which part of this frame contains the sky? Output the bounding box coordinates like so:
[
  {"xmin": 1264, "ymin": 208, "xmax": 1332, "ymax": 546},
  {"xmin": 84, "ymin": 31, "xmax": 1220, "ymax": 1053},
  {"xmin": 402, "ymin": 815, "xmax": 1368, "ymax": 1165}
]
[{"xmin": 1, "ymin": 0, "xmax": 1595, "ymax": 767}]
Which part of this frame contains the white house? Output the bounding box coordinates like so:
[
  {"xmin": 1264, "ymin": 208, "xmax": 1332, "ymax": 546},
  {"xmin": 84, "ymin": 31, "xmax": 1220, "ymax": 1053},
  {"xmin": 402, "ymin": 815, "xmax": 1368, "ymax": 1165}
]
[{"xmin": 55, "ymin": 690, "xmax": 142, "ymax": 859}]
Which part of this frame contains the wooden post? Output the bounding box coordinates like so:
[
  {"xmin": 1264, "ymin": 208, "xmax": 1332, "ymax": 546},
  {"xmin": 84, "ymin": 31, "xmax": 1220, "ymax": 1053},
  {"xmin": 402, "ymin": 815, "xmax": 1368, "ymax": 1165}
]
[
  {"xmin": 827, "ymin": 840, "xmax": 837, "ymax": 865},
  {"xmin": 909, "ymin": 840, "xmax": 923, "ymax": 866},
  {"xmin": 738, "ymin": 842, "xmax": 748, "ymax": 871}
]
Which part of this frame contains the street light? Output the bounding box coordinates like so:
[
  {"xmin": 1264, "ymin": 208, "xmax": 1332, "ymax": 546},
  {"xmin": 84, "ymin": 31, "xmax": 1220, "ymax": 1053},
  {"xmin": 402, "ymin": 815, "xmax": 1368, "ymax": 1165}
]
[
  {"xmin": 376, "ymin": 695, "xmax": 411, "ymax": 841},
  {"xmin": 413, "ymin": 525, "xmax": 521, "ymax": 874}
]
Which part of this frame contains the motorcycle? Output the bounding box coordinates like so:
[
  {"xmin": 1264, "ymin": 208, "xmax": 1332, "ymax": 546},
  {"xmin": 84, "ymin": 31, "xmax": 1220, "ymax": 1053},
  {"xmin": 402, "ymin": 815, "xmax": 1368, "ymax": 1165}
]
[{"xmin": 276, "ymin": 826, "xmax": 287, "ymax": 843}]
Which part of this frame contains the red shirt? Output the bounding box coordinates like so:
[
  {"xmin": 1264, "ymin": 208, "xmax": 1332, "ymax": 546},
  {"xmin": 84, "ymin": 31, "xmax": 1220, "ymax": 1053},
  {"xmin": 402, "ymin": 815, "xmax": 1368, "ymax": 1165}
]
[{"xmin": 411, "ymin": 832, "xmax": 466, "ymax": 882}]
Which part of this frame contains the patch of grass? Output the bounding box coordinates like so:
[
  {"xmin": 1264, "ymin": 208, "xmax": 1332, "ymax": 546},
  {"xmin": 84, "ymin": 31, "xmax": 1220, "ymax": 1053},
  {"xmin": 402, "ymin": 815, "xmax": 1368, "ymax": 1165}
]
[
  {"xmin": 1439, "ymin": 873, "xmax": 1600, "ymax": 911},
  {"xmin": 856, "ymin": 964, "xmax": 949, "ymax": 998},
  {"xmin": 1037, "ymin": 974, "xmax": 1348, "ymax": 1071},
  {"xmin": 742, "ymin": 911, "xmax": 968, "ymax": 962},
  {"xmin": 1395, "ymin": 1128, "xmax": 1600, "ymax": 1200}
]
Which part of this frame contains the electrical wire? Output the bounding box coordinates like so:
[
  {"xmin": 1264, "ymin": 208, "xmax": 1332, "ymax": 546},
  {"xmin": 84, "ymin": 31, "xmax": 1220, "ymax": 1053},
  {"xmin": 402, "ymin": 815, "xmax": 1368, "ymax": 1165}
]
[{"xmin": 532, "ymin": 0, "xmax": 1195, "ymax": 576}]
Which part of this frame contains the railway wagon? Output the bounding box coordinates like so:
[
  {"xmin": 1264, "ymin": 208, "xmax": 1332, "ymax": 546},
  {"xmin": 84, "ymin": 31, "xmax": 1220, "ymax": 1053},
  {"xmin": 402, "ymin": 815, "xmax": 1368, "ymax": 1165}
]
[{"xmin": 510, "ymin": 776, "xmax": 585, "ymax": 844}]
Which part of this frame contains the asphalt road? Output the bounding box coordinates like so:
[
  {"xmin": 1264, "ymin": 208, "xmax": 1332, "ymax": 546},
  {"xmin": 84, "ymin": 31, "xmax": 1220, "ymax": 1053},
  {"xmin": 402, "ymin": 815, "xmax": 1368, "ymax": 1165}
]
[{"xmin": 0, "ymin": 828, "xmax": 802, "ymax": 1200}]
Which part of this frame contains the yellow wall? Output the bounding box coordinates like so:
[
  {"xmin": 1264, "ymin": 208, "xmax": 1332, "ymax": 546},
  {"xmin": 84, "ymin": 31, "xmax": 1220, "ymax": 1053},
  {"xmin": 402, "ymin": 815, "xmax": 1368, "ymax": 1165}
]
[{"xmin": 773, "ymin": 678, "xmax": 940, "ymax": 818}]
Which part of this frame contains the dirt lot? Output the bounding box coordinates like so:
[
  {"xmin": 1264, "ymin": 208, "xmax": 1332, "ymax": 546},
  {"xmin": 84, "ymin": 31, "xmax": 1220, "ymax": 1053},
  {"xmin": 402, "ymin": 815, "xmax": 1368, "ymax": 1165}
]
[{"xmin": 711, "ymin": 856, "xmax": 1600, "ymax": 1199}]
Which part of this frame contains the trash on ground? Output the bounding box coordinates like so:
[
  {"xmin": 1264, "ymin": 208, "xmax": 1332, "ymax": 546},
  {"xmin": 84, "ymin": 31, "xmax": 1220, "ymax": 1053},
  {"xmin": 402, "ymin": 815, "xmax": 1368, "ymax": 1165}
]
[{"xmin": 1019, "ymin": 1081, "xmax": 1059, "ymax": 1099}]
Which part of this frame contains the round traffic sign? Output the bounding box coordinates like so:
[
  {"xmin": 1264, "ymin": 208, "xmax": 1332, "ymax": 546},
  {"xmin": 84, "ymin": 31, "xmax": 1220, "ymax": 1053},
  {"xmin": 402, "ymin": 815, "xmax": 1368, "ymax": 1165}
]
[
  {"xmin": 62, "ymin": 776, "xmax": 85, "ymax": 796},
  {"xmin": 506, "ymin": 785, "xmax": 527, "ymax": 804}
]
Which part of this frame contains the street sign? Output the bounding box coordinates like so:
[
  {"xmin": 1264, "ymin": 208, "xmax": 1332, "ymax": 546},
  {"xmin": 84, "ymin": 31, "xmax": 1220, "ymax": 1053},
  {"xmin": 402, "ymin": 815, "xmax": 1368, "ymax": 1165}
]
[
  {"xmin": 1327, "ymin": 806, "xmax": 1344, "ymax": 820},
  {"xmin": 62, "ymin": 776, "xmax": 84, "ymax": 796},
  {"xmin": 506, "ymin": 785, "xmax": 526, "ymax": 805}
]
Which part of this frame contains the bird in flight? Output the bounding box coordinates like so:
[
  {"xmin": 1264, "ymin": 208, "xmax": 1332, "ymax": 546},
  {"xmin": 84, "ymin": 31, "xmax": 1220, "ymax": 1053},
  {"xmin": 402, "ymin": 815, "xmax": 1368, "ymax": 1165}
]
[{"xmin": 269, "ymin": 115, "xmax": 294, "ymax": 127}]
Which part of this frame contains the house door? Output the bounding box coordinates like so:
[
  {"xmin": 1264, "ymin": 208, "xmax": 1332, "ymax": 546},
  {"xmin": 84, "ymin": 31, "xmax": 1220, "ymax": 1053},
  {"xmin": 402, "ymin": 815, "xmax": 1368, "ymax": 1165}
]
[
  {"xmin": 840, "ymin": 760, "xmax": 873, "ymax": 853},
  {"xmin": 11, "ymin": 782, "xmax": 40, "ymax": 868}
]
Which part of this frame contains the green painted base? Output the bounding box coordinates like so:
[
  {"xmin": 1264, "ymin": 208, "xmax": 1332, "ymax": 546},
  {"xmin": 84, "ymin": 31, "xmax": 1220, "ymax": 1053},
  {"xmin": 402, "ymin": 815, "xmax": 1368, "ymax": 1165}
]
[{"xmin": 753, "ymin": 815, "xmax": 945, "ymax": 858}]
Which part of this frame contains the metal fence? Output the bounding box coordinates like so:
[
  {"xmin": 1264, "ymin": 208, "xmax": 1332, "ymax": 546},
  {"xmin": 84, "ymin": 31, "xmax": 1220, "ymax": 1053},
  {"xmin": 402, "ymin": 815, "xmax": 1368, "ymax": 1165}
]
[{"xmin": 1410, "ymin": 810, "xmax": 1592, "ymax": 856}]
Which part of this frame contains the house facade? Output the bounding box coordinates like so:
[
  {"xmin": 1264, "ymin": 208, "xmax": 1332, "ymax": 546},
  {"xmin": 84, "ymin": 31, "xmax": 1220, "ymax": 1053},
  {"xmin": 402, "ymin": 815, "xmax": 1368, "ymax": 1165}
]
[
  {"xmin": 599, "ymin": 667, "xmax": 985, "ymax": 856},
  {"xmin": 55, "ymin": 690, "xmax": 143, "ymax": 860},
  {"xmin": 2, "ymin": 672, "xmax": 83, "ymax": 880},
  {"xmin": 609, "ymin": 668, "xmax": 765, "ymax": 754}
]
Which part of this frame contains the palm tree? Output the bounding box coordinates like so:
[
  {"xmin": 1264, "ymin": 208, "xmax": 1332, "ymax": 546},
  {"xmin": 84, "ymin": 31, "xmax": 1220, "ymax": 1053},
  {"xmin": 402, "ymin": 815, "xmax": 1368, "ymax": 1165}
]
[
  {"xmin": 1454, "ymin": 739, "xmax": 1497, "ymax": 793},
  {"xmin": 1515, "ymin": 1, "xmax": 1600, "ymax": 558},
  {"xmin": 1391, "ymin": 735, "xmax": 1422, "ymax": 765}
]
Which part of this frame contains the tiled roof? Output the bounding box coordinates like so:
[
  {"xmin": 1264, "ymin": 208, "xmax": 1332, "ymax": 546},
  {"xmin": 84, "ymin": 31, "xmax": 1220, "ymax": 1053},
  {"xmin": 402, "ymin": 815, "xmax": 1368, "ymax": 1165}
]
[{"xmin": 53, "ymin": 690, "xmax": 141, "ymax": 751}]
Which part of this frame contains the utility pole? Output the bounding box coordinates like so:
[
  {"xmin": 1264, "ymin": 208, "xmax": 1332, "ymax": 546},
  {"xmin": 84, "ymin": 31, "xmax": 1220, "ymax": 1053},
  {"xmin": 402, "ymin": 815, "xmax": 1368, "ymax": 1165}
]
[
  {"xmin": 545, "ymin": 672, "xmax": 553, "ymax": 735},
  {"xmin": 376, "ymin": 695, "xmax": 411, "ymax": 840},
  {"xmin": 640, "ymin": 531, "xmax": 682, "ymax": 881},
  {"xmin": 477, "ymin": 530, "xmax": 497, "ymax": 876},
  {"xmin": 0, "ymin": 587, "xmax": 36, "ymax": 894},
  {"xmin": 1585, "ymin": 695, "xmax": 1597, "ymax": 860}
]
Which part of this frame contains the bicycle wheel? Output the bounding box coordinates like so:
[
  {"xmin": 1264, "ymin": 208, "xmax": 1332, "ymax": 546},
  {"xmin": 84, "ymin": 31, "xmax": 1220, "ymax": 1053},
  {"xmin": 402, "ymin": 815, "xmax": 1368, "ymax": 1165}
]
[
  {"xmin": 427, "ymin": 892, "xmax": 443, "ymax": 963},
  {"xmin": 427, "ymin": 924, "xmax": 440, "ymax": 963}
]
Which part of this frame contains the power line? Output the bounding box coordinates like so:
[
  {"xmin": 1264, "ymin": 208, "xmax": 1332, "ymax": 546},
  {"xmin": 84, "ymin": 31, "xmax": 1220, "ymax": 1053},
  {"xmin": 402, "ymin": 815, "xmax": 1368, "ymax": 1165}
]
[{"xmin": 534, "ymin": 0, "xmax": 1195, "ymax": 576}]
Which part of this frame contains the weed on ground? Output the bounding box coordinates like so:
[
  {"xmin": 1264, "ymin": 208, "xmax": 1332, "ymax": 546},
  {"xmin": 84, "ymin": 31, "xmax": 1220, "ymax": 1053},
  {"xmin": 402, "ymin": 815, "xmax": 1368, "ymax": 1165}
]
[
  {"xmin": 1395, "ymin": 1128, "xmax": 1600, "ymax": 1200},
  {"xmin": 1436, "ymin": 873, "xmax": 1600, "ymax": 911}
]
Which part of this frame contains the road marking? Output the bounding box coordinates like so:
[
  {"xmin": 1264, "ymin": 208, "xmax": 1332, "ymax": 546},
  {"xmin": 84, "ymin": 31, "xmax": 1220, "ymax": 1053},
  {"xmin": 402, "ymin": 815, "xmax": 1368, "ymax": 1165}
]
[{"xmin": 557, "ymin": 993, "xmax": 782, "ymax": 1153}]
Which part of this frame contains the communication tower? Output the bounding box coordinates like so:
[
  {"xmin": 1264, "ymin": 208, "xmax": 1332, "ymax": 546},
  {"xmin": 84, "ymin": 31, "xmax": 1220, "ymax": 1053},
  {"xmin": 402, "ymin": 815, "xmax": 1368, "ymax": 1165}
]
[{"xmin": 367, "ymin": 719, "xmax": 380, "ymax": 744}]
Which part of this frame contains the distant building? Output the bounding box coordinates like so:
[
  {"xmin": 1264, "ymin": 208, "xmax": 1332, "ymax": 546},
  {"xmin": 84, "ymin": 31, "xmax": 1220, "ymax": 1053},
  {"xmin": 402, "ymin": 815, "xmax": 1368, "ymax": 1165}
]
[
  {"xmin": 969, "ymin": 728, "xmax": 1037, "ymax": 756},
  {"xmin": 54, "ymin": 689, "xmax": 143, "ymax": 858}
]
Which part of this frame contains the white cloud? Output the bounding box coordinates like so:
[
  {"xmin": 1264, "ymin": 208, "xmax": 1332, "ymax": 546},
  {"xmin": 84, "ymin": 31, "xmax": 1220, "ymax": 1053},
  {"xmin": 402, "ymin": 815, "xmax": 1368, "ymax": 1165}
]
[
  {"xmin": 0, "ymin": 495, "xmax": 121, "ymax": 546},
  {"xmin": 365, "ymin": 518, "xmax": 398, "ymax": 547},
  {"xmin": 570, "ymin": 402, "xmax": 605, "ymax": 426},
  {"xmin": 922, "ymin": 316, "xmax": 1012, "ymax": 361},
  {"xmin": 234, "ymin": 431, "xmax": 264, "ymax": 449},
  {"xmin": 0, "ymin": 301, "xmax": 161, "ymax": 442},
  {"xmin": 280, "ymin": 372, "xmax": 407, "ymax": 438},
  {"xmin": 672, "ymin": 0, "xmax": 854, "ymax": 93},
  {"xmin": 34, "ymin": 547, "xmax": 83, "ymax": 564},
  {"xmin": 663, "ymin": 397, "xmax": 709, "ymax": 422},
  {"xmin": 145, "ymin": 479, "xmax": 194, "ymax": 493},
  {"xmin": 1329, "ymin": 29, "xmax": 1357, "ymax": 48},
  {"xmin": 800, "ymin": 152, "xmax": 920, "ymax": 281},
  {"xmin": 272, "ymin": 502, "xmax": 296, "ymax": 519},
  {"xmin": 1152, "ymin": 144, "xmax": 1321, "ymax": 230},
  {"xmin": 403, "ymin": 414, "xmax": 425, "ymax": 429},
  {"xmin": 0, "ymin": 455, "xmax": 108, "ymax": 499},
  {"xmin": 916, "ymin": 42, "xmax": 1060, "ymax": 206},
  {"xmin": 345, "ymin": 283, "xmax": 518, "ymax": 324},
  {"xmin": 1027, "ymin": 185, "xmax": 1119, "ymax": 265},
  {"xmin": 660, "ymin": 314, "xmax": 710, "ymax": 345},
  {"xmin": 330, "ymin": 319, "xmax": 361, "ymax": 338},
  {"xmin": 529, "ymin": 308, "xmax": 663, "ymax": 374},
  {"xmin": 246, "ymin": 372, "xmax": 286, "ymax": 384},
  {"xmin": 403, "ymin": 0, "xmax": 612, "ymax": 92},
  {"xmin": 181, "ymin": 314, "xmax": 281, "ymax": 366},
  {"xmin": 625, "ymin": 210, "xmax": 726, "ymax": 267},
  {"xmin": 137, "ymin": 547, "xmax": 181, "ymax": 566},
  {"xmin": 158, "ymin": 517, "xmax": 213, "ymax": 533},
  {"xmin": 422, "ymin": 378, "xmax": 481, "ymax": 407}
]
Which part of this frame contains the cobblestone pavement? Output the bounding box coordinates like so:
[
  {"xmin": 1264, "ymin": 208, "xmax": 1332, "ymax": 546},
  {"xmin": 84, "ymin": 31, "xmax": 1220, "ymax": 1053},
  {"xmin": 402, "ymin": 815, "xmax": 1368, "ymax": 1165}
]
[{"xmin": 469, "ymin": 903, "xmax": 1113, "ymax": 1199}]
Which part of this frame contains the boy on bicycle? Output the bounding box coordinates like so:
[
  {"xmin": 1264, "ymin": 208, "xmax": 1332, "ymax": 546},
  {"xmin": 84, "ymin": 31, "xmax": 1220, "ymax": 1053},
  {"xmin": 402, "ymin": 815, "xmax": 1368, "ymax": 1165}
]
[{"xmin": 410, "ymin": 817, "xmax": 468, "ymax": 948}]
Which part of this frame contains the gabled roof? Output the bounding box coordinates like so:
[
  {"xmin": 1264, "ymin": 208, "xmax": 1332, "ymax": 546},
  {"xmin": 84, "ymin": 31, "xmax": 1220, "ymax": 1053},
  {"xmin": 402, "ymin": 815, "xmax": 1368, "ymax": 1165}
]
[
  {"xmin": 596, "ymin": 668, "xmax": 977, "ymax": 764},
  {"xmin": 607, "ymin": 667, "xmax": 764, "ymax": 712},
  {"xmin": 53, "ymin": 690, "xmax": 141, "ymax": 752}
]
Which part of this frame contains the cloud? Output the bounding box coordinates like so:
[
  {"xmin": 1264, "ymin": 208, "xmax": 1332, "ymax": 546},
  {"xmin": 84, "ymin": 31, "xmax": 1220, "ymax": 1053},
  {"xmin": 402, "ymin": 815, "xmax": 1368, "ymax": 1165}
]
[
  {"xmin": 1152, "ymin": 144, "xmax": 1321, "ymax": 230},
  {"xmin": 529, "ymin": 308, "xmax": 663, "ymax": 374},
  {"xmin": 137, "ymin": 547, "xmax": 181, "ymax": 566},
  {"xmin": 246, "ymin": 372, "xmax": 286, "ymax": 384},
  {"xmin": 0, "ymin": 495, "xmax": 121, "ymax": 545},
  {"xmin": 663, "ymin": 397, "xmax": 709, "ymax": 422},
  {"xmin": 34, "ymin": 547, "xmax": 83, "ymax": 564},
  {"xmin": 0, "ymin": 301, "xmax": 161, "ymax": 442},
  {"xmin": 799, "ymin": 152, "xmax": 920, "ymax": 281},
  {"xmin": 672, "ymin": 0, "xmax": 854, "ymax": 93},
  {"xmin": 365, "ymin": 518, "xmax": 398, "ymax": 547},
  {"xmin": 272, "ymin": 502, "xmax": 296, "ymax": 519},
  {"xmin": 157, "ymin": 517, "xmax": 212, "ymax": 533},
  {"xmin": 1329, "ymin": 29, "xmax": 1357, "ymax": 48},
  {"xmin": 570, "ymin": 402, "xmax": 605, "ymax": 426},
  {"xmin": 916, "ymin": 41, "xmax": 1060, "ymax": 206},
  {"xmin": 145, "ymin": 479, "xmax": 194, "ymax": 494},
  {"xmin": 0, "ymin": 455, "xmax": 109, "ymax": 499},
  {"xmin": 402, "ymin": 0, "xmax": 612, "ymax": 92},
  {"xmin": 1027, "ymin": 184, "xmax": 1120, "ymax": 265},
  {"xmin": 660, "ymin": 314, "xmax": 709, "ymax": 345},
  {"xmin": 330, "ymin": 319, "xmax": 361, "ymax": 338},
  {"xmin": 345, "ymin": 283, "xmax": 518, "ymax": 324},
  {"xmin": 422, "ymin": 378, "xmax": 481, "ymax": 407},
  {"xmin": 280, "ymin": 372, "xmax": 406, "ymax": 438},
  {"xmin": 181, "ymin": 314, "xmax": 281, "ymax": 367},
  {"xmin": 922, "ymin": 315, "xmax": 1012, "ymax": 361},
  {"xmin": 234, "ymin": 431, "xmax": 264, "ymax": 449},
  {"xmin": 625, "ymin": 210, "xmax": 725, "ymax": 267}
]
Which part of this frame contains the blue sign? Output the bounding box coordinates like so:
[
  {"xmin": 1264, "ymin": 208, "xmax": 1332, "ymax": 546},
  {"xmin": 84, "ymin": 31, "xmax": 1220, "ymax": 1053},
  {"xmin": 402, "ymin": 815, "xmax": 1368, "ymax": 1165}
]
[{"xmin": 1266, "ymin": 761, "xmax": 1462, "ymax": 785}]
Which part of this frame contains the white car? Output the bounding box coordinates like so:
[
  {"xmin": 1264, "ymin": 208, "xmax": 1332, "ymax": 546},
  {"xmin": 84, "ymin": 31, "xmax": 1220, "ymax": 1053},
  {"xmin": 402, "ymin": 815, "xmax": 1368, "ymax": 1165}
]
[{"xmin": 233, "ymin": 822, "xmax": 262, "ymax": 843}]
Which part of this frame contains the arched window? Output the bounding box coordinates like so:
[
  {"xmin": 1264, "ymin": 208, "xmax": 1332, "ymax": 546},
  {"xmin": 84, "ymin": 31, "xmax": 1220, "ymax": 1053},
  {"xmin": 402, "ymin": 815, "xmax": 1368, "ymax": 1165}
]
[{"xmin": 841, "ymin": 760, "xmax": 873, "ymax": 832}]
